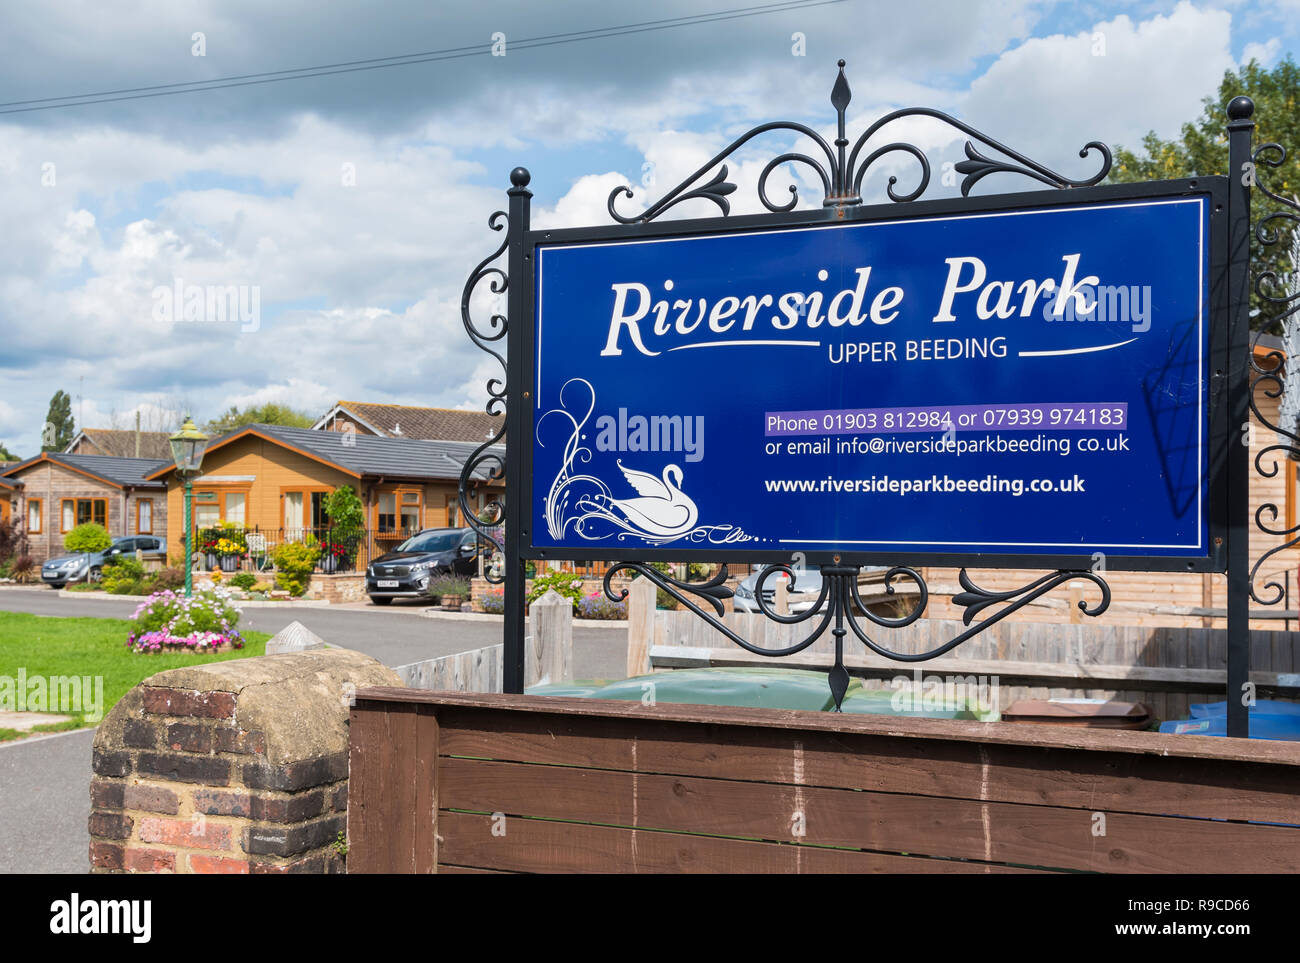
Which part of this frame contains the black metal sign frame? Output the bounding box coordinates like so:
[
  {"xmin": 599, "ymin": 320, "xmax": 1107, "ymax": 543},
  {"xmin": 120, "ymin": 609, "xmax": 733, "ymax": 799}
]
[{"xmin": 457, "ymin": 61, "xmax": 1258, "ymax": 733}]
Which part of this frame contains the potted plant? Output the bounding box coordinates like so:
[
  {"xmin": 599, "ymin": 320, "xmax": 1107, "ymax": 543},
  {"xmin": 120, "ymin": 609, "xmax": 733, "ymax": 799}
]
[
  {"xmin": 441, "ymin": 576, "xmax": 471, "ymax": 611},
  {"xmin": 214, "ymin": 537, "xmax": 243, "ymax": 572},
  {"xmin": 198, "ymin": 529, "xmax": 221, "ymax": 571},
  {"xmin": 426, "ymin": 574, "xmax": 470, "ymax": 610}
]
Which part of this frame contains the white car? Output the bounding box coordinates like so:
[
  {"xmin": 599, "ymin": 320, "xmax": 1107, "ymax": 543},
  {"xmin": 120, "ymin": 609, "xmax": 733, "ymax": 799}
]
[
  {"xmin": 732, "ymin": 565, "xmax": 891, "ymax": 614},
  {"xmin": 732, "ymin": 568, "xmax": 822, "ymax": 613}
]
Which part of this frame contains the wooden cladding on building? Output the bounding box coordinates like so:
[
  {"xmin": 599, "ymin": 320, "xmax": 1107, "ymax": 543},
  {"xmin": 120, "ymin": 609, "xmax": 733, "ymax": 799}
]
[{"xmin": 348, "ymin": 690, "xmax": 1300, "ymax": 874}]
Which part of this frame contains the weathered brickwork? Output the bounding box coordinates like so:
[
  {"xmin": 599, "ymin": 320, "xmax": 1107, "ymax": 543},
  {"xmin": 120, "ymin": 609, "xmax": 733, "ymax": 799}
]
[{"xmin": 89, "ymin": 649, "xmax": 400, "ymax": 873}]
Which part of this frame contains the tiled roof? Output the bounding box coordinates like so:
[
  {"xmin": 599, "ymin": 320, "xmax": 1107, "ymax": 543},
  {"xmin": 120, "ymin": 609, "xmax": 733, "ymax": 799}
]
[
  {"xmin": 67, "ymin": 428, "xmax": 174, "ymax": 460},
  {"xmin": 149, "ymin": 424, "xmax": 504, "ymax": 483},
  {"xmin": 315, "ymin": 401, "xmax": 502, "ymax": 443},
  {"xmin": 2, "ymin": 452, "xmax": 169, "ymax": 488}
]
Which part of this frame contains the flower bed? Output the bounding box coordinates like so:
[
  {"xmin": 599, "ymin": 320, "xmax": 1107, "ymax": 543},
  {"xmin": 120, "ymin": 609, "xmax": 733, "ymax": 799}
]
[{"xmin": 126, "ymin": 589, "xmax": 246, "ymax": 654}]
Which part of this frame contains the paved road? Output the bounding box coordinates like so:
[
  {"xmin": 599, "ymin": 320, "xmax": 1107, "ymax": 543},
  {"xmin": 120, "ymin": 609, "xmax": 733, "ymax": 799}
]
[{"xmin": 0, "ymin": 587, "xmax": 627, "ymax": 873}]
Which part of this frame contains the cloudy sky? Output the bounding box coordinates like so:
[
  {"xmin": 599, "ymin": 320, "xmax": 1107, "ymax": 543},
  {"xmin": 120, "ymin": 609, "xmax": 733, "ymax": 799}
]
[{"xmin": 0, "ymin": 0, "xmax": 1288, "ymax": 453}]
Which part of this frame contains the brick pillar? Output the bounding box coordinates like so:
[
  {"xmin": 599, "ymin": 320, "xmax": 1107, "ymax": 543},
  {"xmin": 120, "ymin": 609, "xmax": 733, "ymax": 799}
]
[{"xmin": 89, "ymin": 648, "xmax": 402, "ymax": 873}]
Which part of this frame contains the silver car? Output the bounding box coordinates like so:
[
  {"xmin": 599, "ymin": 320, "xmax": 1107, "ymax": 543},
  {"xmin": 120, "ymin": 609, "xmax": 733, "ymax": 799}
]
[{"xmin": 40, "ymin": 536, "xmax": 165, "ymax": 588}]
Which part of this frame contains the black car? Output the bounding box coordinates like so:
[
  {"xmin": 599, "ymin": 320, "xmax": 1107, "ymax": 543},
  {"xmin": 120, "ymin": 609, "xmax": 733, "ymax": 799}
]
[{"xmin": 365, "ymin": 527, "xmax": 480, "ymax": 604}]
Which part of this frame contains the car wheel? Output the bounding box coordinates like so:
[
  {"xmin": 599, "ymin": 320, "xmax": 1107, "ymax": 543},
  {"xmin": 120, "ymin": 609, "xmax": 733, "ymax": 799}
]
[
  {"xmin": 87, "ymin": 567, "xmax": 103, "ymax": 584},
  {"xmin": 369, "ymin": 596, "xmax": 393, "ymax": 606}
]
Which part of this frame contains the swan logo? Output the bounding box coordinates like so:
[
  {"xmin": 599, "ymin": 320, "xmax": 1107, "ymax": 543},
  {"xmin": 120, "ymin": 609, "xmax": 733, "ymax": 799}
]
[
  {"xmin": 602, "ymin": 461, "xmax": 699, "ymax": 538},
  {"xmin": 539, "ymin": 379, "xmax": 754, "ymax": 547}
]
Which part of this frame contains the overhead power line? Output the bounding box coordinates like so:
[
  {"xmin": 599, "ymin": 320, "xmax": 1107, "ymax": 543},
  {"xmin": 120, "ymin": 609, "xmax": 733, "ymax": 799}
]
[{"xmin": 0, "ymin": 0, "xmax": 846, "ymax": 115}]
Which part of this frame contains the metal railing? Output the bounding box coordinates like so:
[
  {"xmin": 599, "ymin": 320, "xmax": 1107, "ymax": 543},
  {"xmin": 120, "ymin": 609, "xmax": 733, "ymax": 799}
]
[{"xmin": 194, "ymin": 526, "xmax": 374, "ymax": 574}]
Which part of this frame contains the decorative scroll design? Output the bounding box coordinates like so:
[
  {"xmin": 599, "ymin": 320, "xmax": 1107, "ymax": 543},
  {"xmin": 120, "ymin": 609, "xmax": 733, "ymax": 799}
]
[
  {"xmin": 604, "ymin": 562, "xmax": 1109, "ymax": 709},
  {"xmin": 457, "ymin": 209, "xmax": 510, "ymax": 581},
  {"xmin": 608, "ymin": 60, "xmax": 1111, "ymax": 224},
  {"xmin": 1248, "ymin": 143, "xmax": 1300, "ymax": 605}
]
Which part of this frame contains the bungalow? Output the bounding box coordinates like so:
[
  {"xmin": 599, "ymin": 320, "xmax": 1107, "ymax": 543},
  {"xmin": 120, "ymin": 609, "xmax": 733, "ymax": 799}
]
[
  {"xmin": 0, "ymin": 453, "xmax": 170, "ymax": 563},
  {"xmin": 143, "ymin": 423, "xmax": 505, "ymax": 567},
  {"xmin": 65, "ymin": 427, "xmax": 174, "ymax": 460},
  {"xmin": 0, "ymin": 475, "xmax": 18, "ymax": 527},
  {"xmin": 312, "ymin": 400, "xmax": 501, "ymax": 443}
]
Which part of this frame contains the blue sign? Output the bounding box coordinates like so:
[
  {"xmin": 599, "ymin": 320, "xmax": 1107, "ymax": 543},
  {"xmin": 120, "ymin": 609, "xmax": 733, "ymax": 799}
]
[{"xmin": 531, "ymin": 194, "xmax": 1212, "ymax": 562}]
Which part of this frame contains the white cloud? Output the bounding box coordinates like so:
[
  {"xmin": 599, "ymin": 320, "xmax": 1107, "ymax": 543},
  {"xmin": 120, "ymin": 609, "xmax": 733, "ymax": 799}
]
[{"xmin": 963, "ymin": 2, "xmax": 1236, "ymax": 168}]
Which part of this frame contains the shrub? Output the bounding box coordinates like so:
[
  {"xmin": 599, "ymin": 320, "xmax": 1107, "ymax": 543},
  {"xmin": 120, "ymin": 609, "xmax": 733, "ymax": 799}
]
[
  {"xmin": 479, "ymin": 587, "xmax": 505, "ymax": 614},
  {"xmin": 127, "ymin": 588, "xmax": 245, "ymax": 653},
  {"xmin": 64, "ymin": 523, "xmax": 111, "ymax": 554},
  {"xmin": 103, "ymin": 557, "xmax": 147, "ymax": 594},
  {"xmin": 322, "ymin": 487, "xmax": 364, "ymax": 562},
  {"xmin": 576, "ymin": 590, "xmax": 627, "ymax": 620},
  {"xmin": 526, "ymin": 571, "xmax": 585, "ymax": 608},
  {"xmin": 228, "ymin": 571, "xmax": 258, "ymax": 590},
  {"xmin": 270, "ymin": 539, "xmax": 319, "ymax": 596},
  {"xmin": 8, "ymin": 555, "xmax": 36, "ymax": 584},
  {"xmin": 152, "ymin": 567, "xmax": 186, "ymax": 591},
  {"xmin": 0, "ymin": 516, "xmax": 27, "ymax": 565}
]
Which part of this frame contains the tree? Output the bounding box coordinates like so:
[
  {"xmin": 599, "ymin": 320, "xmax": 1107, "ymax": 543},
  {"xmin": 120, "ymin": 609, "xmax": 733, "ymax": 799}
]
[
  {"xmin": 203, "ymin": 403, "xmax": 314, "ymax": 435},
  {"xmin": 0, "ymin": 442, "xmax": 17, "ymax": 461},
  {"xmin": 1110, "ymin": 57, "xmax": 1300, "ymax": 329},
  {"xmin": 41, "ymin": 390, "xmax": 75, "ymax": 451}
]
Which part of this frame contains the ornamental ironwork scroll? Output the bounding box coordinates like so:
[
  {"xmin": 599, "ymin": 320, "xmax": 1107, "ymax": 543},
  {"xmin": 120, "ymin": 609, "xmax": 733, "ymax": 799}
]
[
  {"xmin": 459, "ymin": 59, "xmax": 1130, "ymax": 708},
  {"xmin": 1247, "ymin": 137, "xmax": 1300, "ymax": 608}
]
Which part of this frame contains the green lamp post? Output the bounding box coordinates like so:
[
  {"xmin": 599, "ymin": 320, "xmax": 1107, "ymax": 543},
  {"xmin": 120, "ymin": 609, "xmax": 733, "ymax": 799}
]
[{"xmin": 169, "ymin": 416, "xmax": 209, "ymax": 598}]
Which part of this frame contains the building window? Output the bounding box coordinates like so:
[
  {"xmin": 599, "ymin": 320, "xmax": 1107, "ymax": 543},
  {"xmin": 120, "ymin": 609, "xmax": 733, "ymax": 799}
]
[
  {"xmin": 400, "ymin": 491, "xmax": 421, "ymax": 535},
  {"xmin": 311, "ymin": 491, "xmax": 328, "ymax": 529},
  {"xmin": 27, "ymin": 498, "xmax": 41, "ymax": 534},
  {"xmin": 284, "ymin": 491, "xmax": 304, "ymax": 533},
  {"xmin": 192, "ymin": 490, "xmax": 247, "ymax": 532},
  {"xmin": 137, "ymin": 499, "xmax": 153, "ymax": 534},
  {"xmin": 193, "ymin": 490, "xmax": 221, "ymax": 532},
  {"xmin": 280, "ymin": 488, "xmax": 331, "ymax": 536},
  {"xmin": 377, "ymin": 492, "xmax": 396, "ymax": 533},
  {"xmin": 61, "ymin": 498, "xmax": 106, "ymax": 532}
]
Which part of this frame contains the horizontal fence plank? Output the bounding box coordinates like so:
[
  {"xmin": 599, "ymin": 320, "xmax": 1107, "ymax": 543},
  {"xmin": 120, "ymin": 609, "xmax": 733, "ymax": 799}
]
[
  {"xmin": 437, "ymin": 757, "xmax": 1300, "ymax": 873},
  {"xmin": 433, "ymin": 709, "xmax": 1300, "ymax": 825},
  {"xmin": 435, "ymin": 811, "xmax": 1044, "ymax": 874},
  {"xmin": 353, "ymin": 689, "xmax": 1300, "ymax": 766}
]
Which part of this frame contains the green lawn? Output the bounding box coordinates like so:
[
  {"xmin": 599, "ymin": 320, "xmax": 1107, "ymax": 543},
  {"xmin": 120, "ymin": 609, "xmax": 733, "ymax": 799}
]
[{"xmin": 0, "ymin": 611, "xmax": 269, "ymax": 741}]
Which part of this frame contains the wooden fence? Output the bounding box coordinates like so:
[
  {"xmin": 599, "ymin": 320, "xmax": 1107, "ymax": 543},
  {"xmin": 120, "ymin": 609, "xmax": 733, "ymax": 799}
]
[
  {"xmin": 347, "ymin": 689, "xmax": 1300, "ymax": 873},
  {"xmin": 392, "ymin": 588, "xmax": 573, "ymax": 694}
]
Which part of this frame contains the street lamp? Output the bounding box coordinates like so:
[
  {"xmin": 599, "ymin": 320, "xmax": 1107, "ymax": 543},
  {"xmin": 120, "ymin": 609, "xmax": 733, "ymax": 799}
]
[{"xmin": 169, "ymin": 416, "xmax": 208, "ymax": 597}]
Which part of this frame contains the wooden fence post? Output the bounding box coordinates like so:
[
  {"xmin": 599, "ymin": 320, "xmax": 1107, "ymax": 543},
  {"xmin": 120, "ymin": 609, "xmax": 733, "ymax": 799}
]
[
  {"xmin": 774, "ymin": 576, "xmax": 790, "ymax": 615},
  {"xmin": 528, "ymin": 589, "xmax": 573, "ymax": 687},
  {"xmin": 626, "ymin": 576, "xmax": 656, "ymax": 678}
]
